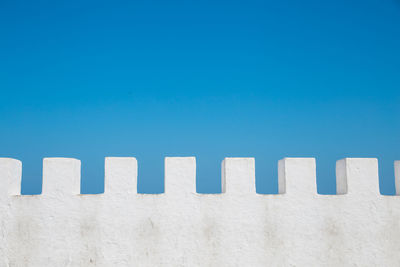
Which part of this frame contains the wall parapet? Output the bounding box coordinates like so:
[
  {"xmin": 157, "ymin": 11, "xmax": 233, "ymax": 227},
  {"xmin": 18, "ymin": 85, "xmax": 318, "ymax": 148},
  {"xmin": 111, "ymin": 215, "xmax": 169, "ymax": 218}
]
[
  {"xmin": 0, "ymin": 156, "xmax": 399, "ymax": 266},
  {"xmin": 1, "ymin": 157, "xmax": 398, "ymax": 196}
]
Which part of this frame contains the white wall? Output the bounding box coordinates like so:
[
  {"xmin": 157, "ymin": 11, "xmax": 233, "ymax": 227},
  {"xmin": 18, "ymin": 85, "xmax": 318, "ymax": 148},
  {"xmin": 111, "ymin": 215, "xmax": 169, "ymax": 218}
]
[{"xmin": 0, "ymin": 156, "xmax": 399, "ymax": 266}]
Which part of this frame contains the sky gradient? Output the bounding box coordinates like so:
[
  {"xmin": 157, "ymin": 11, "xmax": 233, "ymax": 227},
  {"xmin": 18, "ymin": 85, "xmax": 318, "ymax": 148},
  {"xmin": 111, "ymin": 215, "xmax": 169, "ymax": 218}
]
[{"xmin": 1, "ymin": 0, "xmax": 399, "ymax": 194}]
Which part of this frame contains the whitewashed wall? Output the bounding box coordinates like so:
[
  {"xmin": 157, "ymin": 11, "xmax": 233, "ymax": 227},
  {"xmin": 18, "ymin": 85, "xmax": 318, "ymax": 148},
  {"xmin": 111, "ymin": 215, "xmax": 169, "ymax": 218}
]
[{"xmin": 0, "ymin": 157, "xmax": 399, "ymax": 267}]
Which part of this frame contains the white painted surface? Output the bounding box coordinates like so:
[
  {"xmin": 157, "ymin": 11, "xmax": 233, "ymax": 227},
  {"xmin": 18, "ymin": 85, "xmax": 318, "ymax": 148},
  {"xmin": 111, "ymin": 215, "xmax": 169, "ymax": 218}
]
[
  {"xmin": 0, "ymin": 157, "xmax": 400, "ymax": 266},
  {"xmin": 105, "ymin": 157, "xmax": 137, "ymax": 194},
  {"xmin": 0, "ymin": 158, "xmax": 21, "ymax": 196}
]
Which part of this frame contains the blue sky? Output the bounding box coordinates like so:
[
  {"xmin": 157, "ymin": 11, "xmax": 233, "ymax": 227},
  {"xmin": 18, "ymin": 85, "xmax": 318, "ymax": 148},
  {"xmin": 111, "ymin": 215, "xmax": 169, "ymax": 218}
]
[{"xmin": 0, "ymin": 0, "xmax": 399, "ymax": 194}]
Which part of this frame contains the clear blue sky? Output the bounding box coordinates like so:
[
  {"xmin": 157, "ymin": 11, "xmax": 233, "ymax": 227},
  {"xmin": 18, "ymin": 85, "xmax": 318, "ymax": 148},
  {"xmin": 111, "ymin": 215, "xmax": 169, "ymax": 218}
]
[{"xmin": 1, "ymin": 0, "xmax": 399, "ymax": 195}]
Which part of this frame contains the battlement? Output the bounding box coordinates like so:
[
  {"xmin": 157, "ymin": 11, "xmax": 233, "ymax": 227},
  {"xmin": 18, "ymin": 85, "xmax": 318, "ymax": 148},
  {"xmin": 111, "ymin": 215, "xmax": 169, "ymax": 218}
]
[
  {"xmin": 0, "ymin": 157, "xmax": 400, "ymax": 266},
  {"xmin": 1, "ymin": 157, "xmax": 398, "ymax": 196}
]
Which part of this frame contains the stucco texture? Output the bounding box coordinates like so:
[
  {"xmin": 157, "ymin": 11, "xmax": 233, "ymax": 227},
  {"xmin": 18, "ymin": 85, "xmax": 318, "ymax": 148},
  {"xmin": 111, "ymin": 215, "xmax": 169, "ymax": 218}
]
[{"xmin": 0, "ymin": 157, "xmax": 399, "ymax": 266}]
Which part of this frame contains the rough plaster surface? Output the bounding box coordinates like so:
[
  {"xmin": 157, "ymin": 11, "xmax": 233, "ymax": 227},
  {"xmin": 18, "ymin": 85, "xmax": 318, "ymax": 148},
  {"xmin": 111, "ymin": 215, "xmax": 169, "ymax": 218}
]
[{"xmin": 0, "ymin": 156, "xmax": 399, "ymax": 267}]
